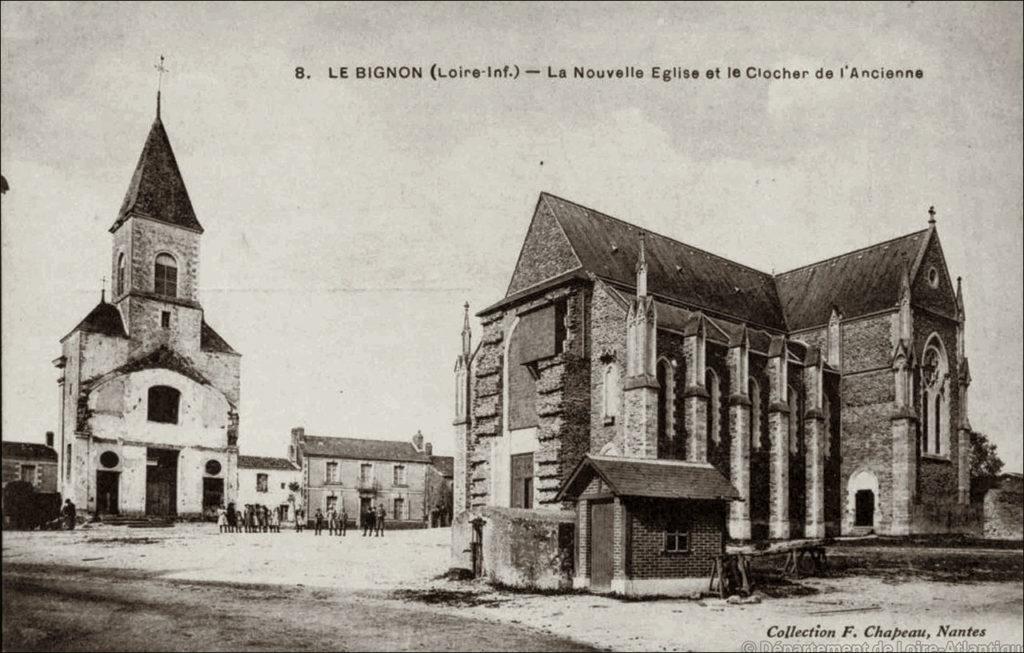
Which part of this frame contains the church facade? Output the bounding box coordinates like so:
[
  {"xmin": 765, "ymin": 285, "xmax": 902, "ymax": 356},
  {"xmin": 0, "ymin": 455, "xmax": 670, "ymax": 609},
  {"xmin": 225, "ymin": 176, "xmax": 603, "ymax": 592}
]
[
  {"xmin": 54, "ymin": 96, "xmax": 241, "ymax": 520},
  {"xmin": 452, "ymin": 192, "xmax": 974, "ymax": 581}
]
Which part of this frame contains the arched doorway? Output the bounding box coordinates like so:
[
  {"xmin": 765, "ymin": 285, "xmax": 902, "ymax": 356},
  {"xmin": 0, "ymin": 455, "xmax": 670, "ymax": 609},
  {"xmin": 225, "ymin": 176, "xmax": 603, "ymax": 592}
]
[{"xmin": 846, "ymin": 469, "xmax": 880, "ymax": 533}]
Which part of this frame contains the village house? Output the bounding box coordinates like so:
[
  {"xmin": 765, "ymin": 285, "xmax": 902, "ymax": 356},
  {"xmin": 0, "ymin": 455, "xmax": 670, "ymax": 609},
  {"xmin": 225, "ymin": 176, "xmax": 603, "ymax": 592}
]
[
  {"xmin": 290, "ymin": 428, "xmax": 436, "ymax": 527},
  {"xmin": 452, "ymin": 192, "xmax": 975, "ymax": 594},
  {"xmin": 426, "ymin": 454, "xmax": 455, "ymax": 527},
  {"xmin": 2, "ymin": 434, "xmax": 59, "ymax": 494},
  {"xmin": 236, "ymin": 455, "xmax": 301, "ymax": 523},
  {"xmin": 52, "ymin": 93, "xmax": 241, "ymax": 520}
]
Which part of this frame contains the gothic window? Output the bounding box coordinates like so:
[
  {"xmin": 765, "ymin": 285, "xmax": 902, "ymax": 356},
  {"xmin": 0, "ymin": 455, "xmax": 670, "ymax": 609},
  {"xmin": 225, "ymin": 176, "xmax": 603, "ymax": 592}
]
[
  {"xmin": 748, "ymin": 378, "xmax": 761, "ymax": 452},
  {"xmin": 706, "ymin": 368, "xmax": 721, "ymax": 446},
  {"xmin": 921, "ymin": 337, "xmax": 949, "ymax": 456},
  {"xmin": 147, "ymin": 386, "xmax": 180, "ymax": 424},
  {"xmin": 822, "ymin": 393, "xmax": 832, "ymax": 460},
  {"xmin": 154, "ymin": 253, "xmax": 178, "ymax": 298},
  {"xmin": 602, "ymin": 364, "xmax": 620, "ymax": 423},
  {"xmin": 116, "ymin": 253, "xmax": 126, "ymax": 296},
  {"xmin": 657, "ymin": 359, "xmax": 675, "ymax": 457},
  {"xmin": 788, "ymin": 385, "xmax": 801, "ymax": 455}
]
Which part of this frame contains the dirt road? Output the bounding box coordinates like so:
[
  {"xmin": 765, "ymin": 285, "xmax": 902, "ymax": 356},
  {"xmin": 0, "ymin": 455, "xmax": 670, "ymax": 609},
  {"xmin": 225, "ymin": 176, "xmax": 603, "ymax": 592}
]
[{"xmin": 1, "ymin": 564, "xmax": 595, "ymax": 652}]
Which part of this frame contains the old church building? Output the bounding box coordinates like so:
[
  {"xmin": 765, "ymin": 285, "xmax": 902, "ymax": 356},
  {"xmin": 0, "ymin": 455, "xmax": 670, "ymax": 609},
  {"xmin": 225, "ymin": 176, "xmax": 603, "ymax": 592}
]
[
  {"xmin": 452, "ymin": 192, "xmax": 973, "ymax": 593},
  {"xmin": 54, "ymin": 95, "xmax": 241, "ymax": 519}
]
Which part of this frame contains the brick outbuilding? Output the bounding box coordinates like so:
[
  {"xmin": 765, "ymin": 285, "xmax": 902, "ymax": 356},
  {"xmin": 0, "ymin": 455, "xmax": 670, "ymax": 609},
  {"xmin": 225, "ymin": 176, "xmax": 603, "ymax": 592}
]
[{"xmin": 557, "ymin": 455, "xmax": 739, "ymax": 596}]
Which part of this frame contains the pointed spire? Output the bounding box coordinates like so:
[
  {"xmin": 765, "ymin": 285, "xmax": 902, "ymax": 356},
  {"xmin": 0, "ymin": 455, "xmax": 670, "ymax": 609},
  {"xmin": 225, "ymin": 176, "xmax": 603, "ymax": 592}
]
[
  {"xmin": 100, "ymin": 276, "xmax": 106, "ymax": 303},
  {"xmin": 636, "ymin": 232, "xmax": 648, "ymax": 297},
  {"xmin": 461, "ymin": 301, "xmax": 471, "ymax": 357},
  {"xmin": 927, "ymin": 205, "xmax": 936, "ymax": 227},
  {"xmin": 956, "ymin": 276, "xmax": 964, "ymax": 312},
  {"xmin": 156, "ymin": 90, "xmax": 161, "ymax": 122}
]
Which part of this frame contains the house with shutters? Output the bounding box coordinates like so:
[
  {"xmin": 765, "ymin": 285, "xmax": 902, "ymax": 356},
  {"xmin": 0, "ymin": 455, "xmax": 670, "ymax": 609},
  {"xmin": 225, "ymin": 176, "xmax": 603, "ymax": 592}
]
[
  {"xmin": 289, "ymin": 427, "xmax": 435, "ymax": 527},
  {"xmin": 52, "ymin": 92, "xmax": 241, "ymax": 520},
  {"xmin": 451, "ymin": 192, "xmax": 975, "ymax": 594}
]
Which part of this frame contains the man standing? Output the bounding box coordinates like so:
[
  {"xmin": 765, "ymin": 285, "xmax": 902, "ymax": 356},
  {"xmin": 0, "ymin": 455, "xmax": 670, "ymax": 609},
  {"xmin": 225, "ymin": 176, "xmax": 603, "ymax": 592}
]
[
  {"xmin": 60, "ymin": 499, "xmax": 76, "ymax": 530},
  {"xmin": 339, "ymin": 506, "xmax": 348, "ymax": 536},
  {"xmin": 362, "ymin": 506, "xmax": 374, "ymax": 537},
  {"xmin": 326, "ymin": 505, "xmax": 337, "ymax": 536},
  {"xmin": 314, "ymin": 508, "xmax": 324, "ymax": 535},
  {"xmin": 375, "ymin": 504, "xmax": 386, "ymax": 537}
]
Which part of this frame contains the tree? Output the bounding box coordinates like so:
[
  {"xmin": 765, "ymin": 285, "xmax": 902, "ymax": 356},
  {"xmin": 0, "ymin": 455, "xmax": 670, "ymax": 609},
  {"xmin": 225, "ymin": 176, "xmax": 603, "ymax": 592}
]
[{"xmin": 970, "ymin": 430, "xmax": 1004, "ymax": 479}]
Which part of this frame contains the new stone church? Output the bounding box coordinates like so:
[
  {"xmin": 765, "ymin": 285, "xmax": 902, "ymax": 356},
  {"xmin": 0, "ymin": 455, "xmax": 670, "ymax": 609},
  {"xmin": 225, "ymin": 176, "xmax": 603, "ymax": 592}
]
[
  {"xmin": 54, "ymin": 96, "xmax": 241, "ymax": 519},
  {"xmin": 452, "ymin": 192, "xmax": 974, "ymax": 594}
]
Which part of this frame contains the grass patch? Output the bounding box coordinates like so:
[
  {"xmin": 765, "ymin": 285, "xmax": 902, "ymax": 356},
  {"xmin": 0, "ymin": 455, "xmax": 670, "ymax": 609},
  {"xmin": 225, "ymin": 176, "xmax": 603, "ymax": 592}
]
[{"xmin": 390, "ymin": 588, "xmax": 508, "ymax": 608}]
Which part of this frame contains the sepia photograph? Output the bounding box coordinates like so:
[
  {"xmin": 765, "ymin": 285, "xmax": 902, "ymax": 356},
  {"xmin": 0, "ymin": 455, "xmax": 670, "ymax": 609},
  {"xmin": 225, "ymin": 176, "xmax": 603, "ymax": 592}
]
[{"xmin": 1, "ymin": 2, "xmax": 1022, "ymax": 651}]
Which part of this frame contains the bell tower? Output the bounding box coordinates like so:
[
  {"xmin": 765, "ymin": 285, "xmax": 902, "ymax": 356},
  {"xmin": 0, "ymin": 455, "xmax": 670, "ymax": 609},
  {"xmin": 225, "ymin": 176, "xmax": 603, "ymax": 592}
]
[{"xmin": 109, "ymin": 82, "xmax": 205, "ymax": 356}]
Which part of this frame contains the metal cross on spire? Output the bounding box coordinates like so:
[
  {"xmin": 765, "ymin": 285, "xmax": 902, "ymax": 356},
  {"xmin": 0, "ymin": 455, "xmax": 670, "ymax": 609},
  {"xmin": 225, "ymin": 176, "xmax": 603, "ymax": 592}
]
[{"xmin": 154, "ymin": 55, "xmax": 168, "ymax": 119}]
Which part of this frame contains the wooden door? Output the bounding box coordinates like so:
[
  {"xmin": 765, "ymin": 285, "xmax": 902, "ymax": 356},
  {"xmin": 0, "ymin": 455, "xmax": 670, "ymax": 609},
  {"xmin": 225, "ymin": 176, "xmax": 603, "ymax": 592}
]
[
  {"xmin": 855, "ymin": 490, "xmax": 874, "ymax": 528},
  {"xmin": 590, "ymin": 501, "xmax": 614, "ymax": 590},
  {"xmin": 96, "ymin": 471, "xmax": 119, "ymax": 515}
]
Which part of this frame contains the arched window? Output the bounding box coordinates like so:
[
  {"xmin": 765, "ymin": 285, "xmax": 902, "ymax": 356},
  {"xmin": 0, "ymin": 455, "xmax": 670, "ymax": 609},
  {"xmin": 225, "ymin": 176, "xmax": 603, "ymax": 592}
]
[
  {"xmin": 116, "ymin": 253, "xmax": 126, "ymax": 296},
  {"xmin": 154, "ymin": 253, "xmax": 178, "ymax": 298},
  {"xmin": 706, "ymin": 368, "xmax": 721, "ymax": 446},
  {"xmin": 748, "ymin": 378, "xmax": 761, "ymax": 451},
  {"xmin": 602, "ymin": 364, "xmax": 620, "ymax": 422},
  {"xmin": 822, "ymin": 392, "xmax": 832, "ymax": 459},
  {"xmin": 921, "ymin": 336, "xmax": 949, "ymax": 456},
  {"xmin": 147, "ymin": 386, "xmax": 181, "ymax": 424},
  {"xmin": 788, "ymin": 385, "xmax": 800, "ymax": 455},
  {"xmin": 657, "ymin": 359, "xmax": 675, "ymax": 458}
]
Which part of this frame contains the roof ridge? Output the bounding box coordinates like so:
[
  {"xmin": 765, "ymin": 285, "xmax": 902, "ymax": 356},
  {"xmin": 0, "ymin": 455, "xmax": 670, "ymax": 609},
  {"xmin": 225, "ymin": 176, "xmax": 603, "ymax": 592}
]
[
  {"xmin": 775, "ymin": 228, "xmax": 931, "ymax": 277},
  {"xmin": 540, "ymin": 191, "xmax": 773, "ymax": 278}
]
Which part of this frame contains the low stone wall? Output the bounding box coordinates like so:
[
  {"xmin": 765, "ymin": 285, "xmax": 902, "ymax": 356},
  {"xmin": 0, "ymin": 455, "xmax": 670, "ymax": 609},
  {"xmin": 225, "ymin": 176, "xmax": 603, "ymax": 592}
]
[
  {"xmin": 909, "ymin": 500, "xmax": 982, "ymax": 536},
  {"xmin": 451, "ymin": 506, "xmax": 575, "ymax": 590},
  {"xmin": 983, "ymin": 487, "xmax": 1023, "ymax": 541}
]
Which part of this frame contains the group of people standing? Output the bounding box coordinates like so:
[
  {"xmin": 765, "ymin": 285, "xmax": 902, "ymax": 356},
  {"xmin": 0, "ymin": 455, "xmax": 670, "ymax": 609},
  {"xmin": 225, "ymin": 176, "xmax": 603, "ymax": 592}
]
[{"xmin": 217, "ymin": 503, "xmax": 281, "ymax": 533}]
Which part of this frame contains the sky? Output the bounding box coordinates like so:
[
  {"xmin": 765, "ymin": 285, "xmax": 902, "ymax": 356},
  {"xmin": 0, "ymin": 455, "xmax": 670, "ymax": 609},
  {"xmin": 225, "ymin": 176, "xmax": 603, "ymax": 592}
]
[{"xmin": 1, "ymin": 2, "xmax": 1022, "ymax": 470}]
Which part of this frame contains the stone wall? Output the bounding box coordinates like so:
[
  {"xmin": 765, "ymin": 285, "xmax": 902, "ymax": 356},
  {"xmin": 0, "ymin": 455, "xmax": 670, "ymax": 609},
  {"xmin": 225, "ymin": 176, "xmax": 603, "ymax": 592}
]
[
  {"xmin": 588, "ymin": 283, "xmax": 627, "ymax": 455},
  {"xmin": 505, "ymin": 202, "xmax": 580, "ymax": 296},
  {"xmin": 983, "ymin": 477, "xmax": 1023, "ymax": 540},
  {"xmin": 451, "ymin": 506, "xmax": 575, "ymax": 589},
  {"xmin": 839, "ymin": 312, "xmax": 896, "ymax": 534}
]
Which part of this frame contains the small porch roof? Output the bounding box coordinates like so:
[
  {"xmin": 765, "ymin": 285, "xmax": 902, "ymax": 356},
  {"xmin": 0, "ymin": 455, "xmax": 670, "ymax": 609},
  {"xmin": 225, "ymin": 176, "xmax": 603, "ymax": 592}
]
[{"xmin": 555, "ymin": 455, "xmax": 742, "ymax": 503}]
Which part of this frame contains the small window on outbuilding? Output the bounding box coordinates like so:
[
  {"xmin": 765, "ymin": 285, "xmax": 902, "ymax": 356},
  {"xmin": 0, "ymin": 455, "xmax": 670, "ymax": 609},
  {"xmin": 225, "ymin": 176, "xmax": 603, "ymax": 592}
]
[
  {"xmin": 147, "ymin": 386, "xmax": 180, "ymax": 424},
  {"xmin": 665, "ymin": 527, "xmax": 689, "ymax": 553}
]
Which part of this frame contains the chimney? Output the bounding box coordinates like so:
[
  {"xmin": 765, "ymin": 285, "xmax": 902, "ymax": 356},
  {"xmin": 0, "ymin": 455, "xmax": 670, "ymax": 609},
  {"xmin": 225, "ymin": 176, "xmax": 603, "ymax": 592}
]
[
  {"xmin": 291, "ymin": 426, "xmax": 305, "ymax": 440},
  {"xmin": 412, "ymin": 430, "xmax": 424, "ymax": 451},
  {"xmin": 45, "ymin": 431, "xmax": 54, "ymax": 448},
  {"xmin": 424, "ymin": 442, "xmax": 433, "ymax": 457}
]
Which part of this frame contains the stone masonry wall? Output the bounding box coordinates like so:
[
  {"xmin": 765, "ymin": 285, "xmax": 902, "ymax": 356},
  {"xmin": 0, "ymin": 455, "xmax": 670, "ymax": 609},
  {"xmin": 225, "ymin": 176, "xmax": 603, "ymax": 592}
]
[
  {"xmin": 589, "ymin": 283, "xmax": 627, "ymax": 455},
  {"xmin": 506, "ymin": 202, "xmax": 581, "ymax": 296},
  {"xmin": 840, "ymin": 312, "xmax": 896, "ymax": 534}
]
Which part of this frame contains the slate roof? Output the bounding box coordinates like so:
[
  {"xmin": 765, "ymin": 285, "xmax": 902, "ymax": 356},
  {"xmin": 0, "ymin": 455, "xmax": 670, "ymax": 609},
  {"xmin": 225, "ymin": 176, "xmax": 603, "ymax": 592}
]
[
  {"xmin": 63, "ymin": 301, "xmax": 128, "ymax": 341},
  {"xmin": 431, "ymin": 455, "xmax": 455, "ymax": 477},
  {"xmin": 497, "ymin": 193, "xmax": 942, "ymax": 336},
  {"xmin": 776, "ymin": 229, "xmax": 931, "ymax": 331},
  {"xmin": 110, "ymin": 117, "xmax": 203, "ymax": 233},
  {"xmin": 556, "ymin": 455, "xmax": 742, "ymax": 502},
  {"xmin": 238, "ymin": 455, "xmax": 298, "ymax": 471},
  {"xmin": 300, "ymin": 435, "xmax": 431, "ymax": 463},
  {"xmin": 536, "ymin": 193, "xmax": 787, "ymax": 330},
  {"xmin": 2, "ymin": 441, "xmax": 58, "ymax": 462},
  {"xmin": 201, "ymin": 321, "xmax": 238, "ymax": 355}
]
